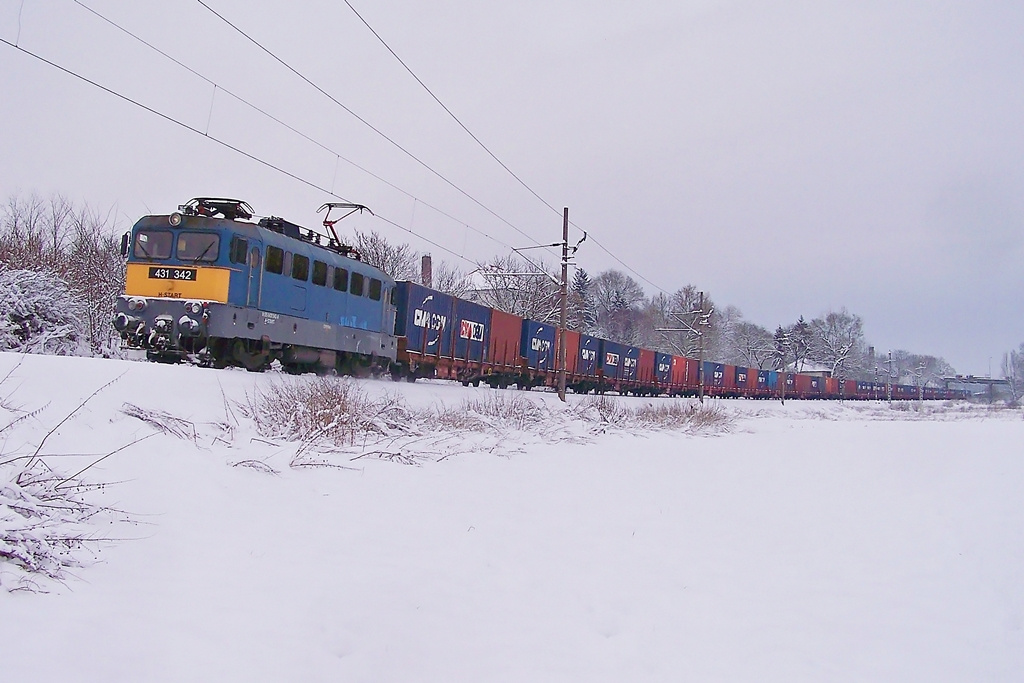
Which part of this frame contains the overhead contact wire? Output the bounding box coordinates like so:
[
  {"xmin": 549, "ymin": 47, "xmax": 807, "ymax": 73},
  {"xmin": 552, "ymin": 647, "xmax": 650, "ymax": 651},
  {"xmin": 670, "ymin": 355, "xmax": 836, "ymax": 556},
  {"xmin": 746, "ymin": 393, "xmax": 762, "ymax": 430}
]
[
  {"xmin": 0, "ymin": 36, "xmax": 474, "ymax": 266},
  {"xmin": 195, "ymin": 0, "xmax": 544, "ymax": 248},
  {"xmin": 340, "ymin": 1, "xmax": 674, "ymax": 296},
  {"xmin": 341, "ymin": 0, "xmax": 563, "ymax": 218},
  {"xmin": 72, "ymin": 0, "xmax": 516, "ymax": 254}
]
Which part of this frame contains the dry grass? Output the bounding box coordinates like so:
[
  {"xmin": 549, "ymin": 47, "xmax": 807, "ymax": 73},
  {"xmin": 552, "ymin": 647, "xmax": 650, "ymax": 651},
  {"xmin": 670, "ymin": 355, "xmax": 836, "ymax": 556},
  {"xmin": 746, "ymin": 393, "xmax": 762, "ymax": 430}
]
[
  {"xmin": 239, "ymin": 376, "xmax": 415, "ymax": 447},
  {"xmin": 433, "ymin": 393, "xmax": 547, "ymax": 432},
  {"xmin": 239, "ymin": 378, "xmax": 735, "ymax": 466},
  {"xmin": 575, "ymin": 395, "xmax": 733, "ymax": 434}
]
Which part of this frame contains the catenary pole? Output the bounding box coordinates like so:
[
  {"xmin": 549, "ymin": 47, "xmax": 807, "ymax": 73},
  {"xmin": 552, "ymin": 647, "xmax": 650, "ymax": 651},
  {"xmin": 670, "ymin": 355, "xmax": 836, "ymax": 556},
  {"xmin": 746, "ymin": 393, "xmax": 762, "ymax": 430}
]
[
  {"xmin": 697, "ymin": 290, "xmax": 705, "ymax": 403},
  {"xmin": 558, "ymin": 207, "xmax": 569, "ymax": 402}
]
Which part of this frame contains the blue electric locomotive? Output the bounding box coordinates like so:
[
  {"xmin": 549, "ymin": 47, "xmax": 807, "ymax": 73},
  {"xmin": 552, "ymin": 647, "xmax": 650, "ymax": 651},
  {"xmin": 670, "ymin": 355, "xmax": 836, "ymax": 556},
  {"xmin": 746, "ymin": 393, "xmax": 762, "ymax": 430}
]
[{"xmin": 113, "ymin": 198, "xmax": 397, "ymax": 373}]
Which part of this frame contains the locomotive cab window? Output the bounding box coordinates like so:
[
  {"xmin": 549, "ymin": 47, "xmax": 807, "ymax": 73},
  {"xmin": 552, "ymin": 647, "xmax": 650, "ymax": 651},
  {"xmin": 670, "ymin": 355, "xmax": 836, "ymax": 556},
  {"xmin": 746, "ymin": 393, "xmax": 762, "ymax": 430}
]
[
  {"xmin": 292, "ymin": 254, "xmax": 309, "ymax": 281},
  {"xmin": 177, "ymin": 232, "xmax": 220, "ymax": 262},
  {"xmin": 229, "ymin": 236, "xmax": 248, "ymax": 264},
  {"xmin": 333, "ymin": 267, "xmax": 348, "ymax": 292},
  {"xmin": 266, "ymin": 245, "xmax": 284, "ymax": 274},
  {"xmin": 369, "ymin": 278, "xmax": 382, "ymax": 301},
  {"xmin": 350, "ymin": 272, "xmax": 365, "ymax": 297},
  {"xmin": 312, "ymin": 260, "xmax": 327, "ymax": 286},
  {"xmin": 133, "ymin": 230, "xmax": 173, "ymax": 260}
]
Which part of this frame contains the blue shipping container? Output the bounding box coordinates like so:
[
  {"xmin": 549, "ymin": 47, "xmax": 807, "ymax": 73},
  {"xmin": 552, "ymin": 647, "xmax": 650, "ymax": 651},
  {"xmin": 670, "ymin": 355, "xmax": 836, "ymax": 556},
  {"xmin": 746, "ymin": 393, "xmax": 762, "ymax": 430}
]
[
  {"xmin": 394, "ymin": 281, "xmax": 454, "ymax": 358},
  {"xmin": 599, "ymin": 340, "xmax": 627, "ymax": 380},
  {"xmin": 622, "ymin": 345, "xmax": 640, "ymax": 382},
  {"xmin": 577, "ymin": 334, "xmax": 601, "ymax": 377},
  {"xmin": 451, "ymin": 298, "xmax": 491, "ymax": 362},
  {"xmin": 703, "ymin": 362, "xmax": 726, "ymax": 387},
  {"xmin": 654, "ymin": 352, "xmax": 673, "ymax": 384},
  {"xmin": 520, "ymin": 320, "xmax": 556, "ymax": 370}
]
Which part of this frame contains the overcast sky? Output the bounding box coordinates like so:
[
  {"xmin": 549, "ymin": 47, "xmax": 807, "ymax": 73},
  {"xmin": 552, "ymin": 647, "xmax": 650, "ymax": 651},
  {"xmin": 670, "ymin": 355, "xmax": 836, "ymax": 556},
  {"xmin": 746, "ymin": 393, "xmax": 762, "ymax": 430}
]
[{"xmin": 2, "ymin": 0, "xmax": 1021, "ymax": 374}]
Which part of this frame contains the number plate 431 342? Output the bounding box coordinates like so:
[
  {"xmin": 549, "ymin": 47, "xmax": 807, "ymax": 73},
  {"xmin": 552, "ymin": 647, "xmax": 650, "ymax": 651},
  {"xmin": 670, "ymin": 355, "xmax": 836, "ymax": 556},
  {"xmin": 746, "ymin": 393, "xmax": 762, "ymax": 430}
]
[{"xmin": 148, "ymin": 267, "xmax": 196, "ymax": 281}]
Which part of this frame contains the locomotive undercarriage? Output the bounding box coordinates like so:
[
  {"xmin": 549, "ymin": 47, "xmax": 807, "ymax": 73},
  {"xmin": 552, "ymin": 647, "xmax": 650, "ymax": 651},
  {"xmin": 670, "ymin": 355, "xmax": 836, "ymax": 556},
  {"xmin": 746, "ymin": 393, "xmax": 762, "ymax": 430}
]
[{"xmin": 114, "ymin": 297, "xmax": 393, "ymax": 376}]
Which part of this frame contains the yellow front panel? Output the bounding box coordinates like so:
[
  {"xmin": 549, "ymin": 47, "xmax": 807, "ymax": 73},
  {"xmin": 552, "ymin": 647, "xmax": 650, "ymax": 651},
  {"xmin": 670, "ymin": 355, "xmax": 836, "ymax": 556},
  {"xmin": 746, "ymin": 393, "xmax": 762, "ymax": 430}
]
[{"xmin": 125, "ymin": 263, "xmax": 232, "ymax": 302}]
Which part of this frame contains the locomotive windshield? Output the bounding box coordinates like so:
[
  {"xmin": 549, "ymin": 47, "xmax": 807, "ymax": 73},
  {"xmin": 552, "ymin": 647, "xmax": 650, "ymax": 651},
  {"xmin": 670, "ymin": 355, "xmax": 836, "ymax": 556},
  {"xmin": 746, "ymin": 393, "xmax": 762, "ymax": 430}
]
[
  {"xmin": 177, "ymin": 232, "xmax": 220, "ymax": 262},
  {"xmin": 133, "ymin": 230, "xmax": 173, "ymax": 259}
]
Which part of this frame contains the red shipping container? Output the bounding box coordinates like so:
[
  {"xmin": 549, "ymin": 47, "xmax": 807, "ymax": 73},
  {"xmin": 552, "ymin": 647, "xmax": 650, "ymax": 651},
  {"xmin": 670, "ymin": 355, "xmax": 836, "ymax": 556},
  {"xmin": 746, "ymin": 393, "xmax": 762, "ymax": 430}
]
[
  {"xmin": 638, "ymin": 349, "xmax": 656, "ymax": 389},
  {"xmin": 685, "ymin": 358, "xmax": 700, "ymax": 390},
  {"xmin": 795, "ymin": 374, "xmax": 813, "ymax": 397},
  {"xmin": 562, "ymin": 329, "xmax": 581, "ymax": 377},
  {"xmin": 488, "ymin": 310, "xmax": 522, "ymax": 370},
  {"xmin": 669, "ymin": 355, "xmax": 687, "ymax": 393},
  {"xmin": 744, "ymin": 367, "xmax": 759, "ymax": 394},
  {"xmin": 843, "ymin": 379, "xmax": 859, "ymax": 398}
]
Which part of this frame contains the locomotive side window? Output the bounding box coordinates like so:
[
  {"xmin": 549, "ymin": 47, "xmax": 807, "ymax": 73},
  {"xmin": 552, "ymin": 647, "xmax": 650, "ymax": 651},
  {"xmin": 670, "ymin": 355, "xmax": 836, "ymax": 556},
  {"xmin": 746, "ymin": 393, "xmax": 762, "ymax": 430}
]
[
  {"xmin": 333, "ymin": 267, "xmax": 348, "ymax": 292},
  {"xmin": 177, "ymin": 232, "xmax": 220, "ymax": 262},
  {"xmin": 229, "ymin": 236, "xmax": 248, "ymax": 264},
  {"xmin": 266, "ymin": 245, "xmax": 284, "ymax": 274},
  {"xmin": 312, "ymin": 260, "xmax": 327, "ymax": 286},
  {"xmin": 350, "ymin": 272, "xmax": 365, "ymax": 297},
  {"xmin": 369, "ymin": 278, "xmax": 382, "ymax": 301},
  {"xmin": 283, "ymin": 252, "xmax": 292, "ymax": 276},
  {"xmin": 292, "ymin": 254, "xmax": 309, "ymax": 281},
  {"xmin": 133, "ymin": 230, "xmax": 173, "ymax": 259}
]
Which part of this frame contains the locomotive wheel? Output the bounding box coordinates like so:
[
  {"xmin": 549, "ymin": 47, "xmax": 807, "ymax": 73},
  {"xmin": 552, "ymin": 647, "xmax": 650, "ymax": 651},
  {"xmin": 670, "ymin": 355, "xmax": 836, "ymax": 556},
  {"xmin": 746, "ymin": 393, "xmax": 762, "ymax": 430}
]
[
  {"xmin": 206, "ymin": 338, "xmax": 231, "ymax": 369},
  {"xmin": 231, "ymin": 338, "xmax": 269, "ymax": 372}
]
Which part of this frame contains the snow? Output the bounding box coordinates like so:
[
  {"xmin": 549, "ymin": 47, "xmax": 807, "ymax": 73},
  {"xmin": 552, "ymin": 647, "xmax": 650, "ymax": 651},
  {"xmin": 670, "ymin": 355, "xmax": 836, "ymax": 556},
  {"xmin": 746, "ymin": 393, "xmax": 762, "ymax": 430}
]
[{"xmin": 1, "ymin": 350, "xmax": 1022, "ymax": 681}]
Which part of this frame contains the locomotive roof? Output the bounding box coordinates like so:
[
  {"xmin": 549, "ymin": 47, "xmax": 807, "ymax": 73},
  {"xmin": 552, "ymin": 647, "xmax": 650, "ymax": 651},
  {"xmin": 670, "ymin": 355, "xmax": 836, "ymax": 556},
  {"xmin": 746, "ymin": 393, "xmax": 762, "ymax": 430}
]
[{"xmin": 136, "ymin": 197, "xmax": 371, "ymax": 265}]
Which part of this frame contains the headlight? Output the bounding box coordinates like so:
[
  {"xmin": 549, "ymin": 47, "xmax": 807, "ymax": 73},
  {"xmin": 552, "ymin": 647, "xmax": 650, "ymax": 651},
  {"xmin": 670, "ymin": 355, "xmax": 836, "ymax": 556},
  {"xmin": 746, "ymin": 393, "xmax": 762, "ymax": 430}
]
[
  {"xmin": 186, "ymin": 301, "xmax": 203, "ymax": 315},
  {"xmin": 128, "ymin": 297, "xmax": 147, "ymax": 312},
  {"xmin": 169, "ymin": 212, "xmax": 183, "ymax": 227}
]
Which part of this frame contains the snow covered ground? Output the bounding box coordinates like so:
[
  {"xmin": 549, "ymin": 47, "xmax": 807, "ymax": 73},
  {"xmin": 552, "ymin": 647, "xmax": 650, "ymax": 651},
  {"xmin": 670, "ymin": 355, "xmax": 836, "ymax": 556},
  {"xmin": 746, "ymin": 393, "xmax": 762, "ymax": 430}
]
[{"xmin": 1, "ymin": 351, "xmax": 1022, "ymax": 681}]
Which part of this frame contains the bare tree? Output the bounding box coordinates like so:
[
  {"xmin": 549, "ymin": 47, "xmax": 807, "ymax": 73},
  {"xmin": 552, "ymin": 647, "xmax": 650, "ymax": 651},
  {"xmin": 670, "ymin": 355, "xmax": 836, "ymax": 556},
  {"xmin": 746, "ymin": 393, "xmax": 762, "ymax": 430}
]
[
  {"xmin": 472, "ymin": 254, "xmax": 560, "ymax": 322},
  {"xmin": 349, "ymin": 229, "xmax": 421, "ymax": 281},
  {"xmin": 431, "ymin": 260, "xmax": 474, "ymax": 298},
  {"xmin": 808, "ymin": 308, "xmax": 866, "ymax": 379},
  {"xmin": 591, "ymin": 269, "xmax": 646, "ymax": 344},
  {"xmin": 1002, "ymin": 344, "xmax": 1024, "ymax": 404},
  {"xmin": 727, "ymin": 321, "xmax": 776, "ymax": 369},
  {"xmin": 651, "ymin": 285, "xmax": 716, "ymax": 358},
  {"xmin": 64, "ymin": 204, "xmax": 125, "ymax": 355}
]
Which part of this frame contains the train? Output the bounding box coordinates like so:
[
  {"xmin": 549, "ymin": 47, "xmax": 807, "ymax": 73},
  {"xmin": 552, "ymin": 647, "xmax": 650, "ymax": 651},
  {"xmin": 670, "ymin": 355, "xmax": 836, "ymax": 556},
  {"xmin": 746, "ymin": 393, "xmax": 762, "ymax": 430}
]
[{"xmin": 113, "ymin": 198, "xmax": 968, "ymax": 401}]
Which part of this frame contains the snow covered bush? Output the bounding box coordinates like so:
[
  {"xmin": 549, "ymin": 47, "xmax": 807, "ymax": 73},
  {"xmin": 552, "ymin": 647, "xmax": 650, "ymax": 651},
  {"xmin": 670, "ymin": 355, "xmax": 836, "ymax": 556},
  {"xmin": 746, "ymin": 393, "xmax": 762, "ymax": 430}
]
[
  {"xmin": 433, "ymin": 393, "xmax": 547, "ymax": 432},
  {"xmin": 0, "ymin": 268, "xmax": 88, "ymax": 355},
  {"xmin": 0, "ymin": 463, "xmax": 109, "ymax": 591},
  {"xmin": 241, "ymin": 376, "xmax": 413, "ymax": 446},
  {"xmin": 574, "ymin": 395, "xmax": 732, "ymax": 434},
  {"xmin": 1, "ymin": 193, "xmax": 125, "ymax": 356}
]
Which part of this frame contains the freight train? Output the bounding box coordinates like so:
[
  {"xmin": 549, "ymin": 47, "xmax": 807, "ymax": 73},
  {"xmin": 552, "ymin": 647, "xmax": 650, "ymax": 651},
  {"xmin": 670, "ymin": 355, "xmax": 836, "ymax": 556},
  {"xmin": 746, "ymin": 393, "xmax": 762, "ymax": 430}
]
[{"xmin": 113, "ymin": 199, "xmax": 967, "ymax": 401}]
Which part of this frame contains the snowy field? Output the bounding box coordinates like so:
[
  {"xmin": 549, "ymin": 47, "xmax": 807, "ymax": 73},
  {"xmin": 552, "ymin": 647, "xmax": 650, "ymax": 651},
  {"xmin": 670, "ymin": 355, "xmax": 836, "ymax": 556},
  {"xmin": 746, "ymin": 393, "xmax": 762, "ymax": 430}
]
[{"xmin": 1, "ymin": 350, "xmax": 1022, "ymax": 681}]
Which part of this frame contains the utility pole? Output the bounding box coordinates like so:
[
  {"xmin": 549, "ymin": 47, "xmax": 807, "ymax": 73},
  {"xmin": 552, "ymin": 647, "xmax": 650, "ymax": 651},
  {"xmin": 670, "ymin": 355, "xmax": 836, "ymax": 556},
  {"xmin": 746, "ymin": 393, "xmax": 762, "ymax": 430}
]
[
  {"xmin": 557, "ymin": 207, "xmax": 569, "ymax": 402},
  {"xmin": 886, "ymin": 350, "xmax": 894, "ymax": 405},
  {"xmin": 697, "ymin": 290, "xmax": 705, "ymax": 404},
  {"xmin": 501, "ymin": 210, "xmax": 582, "ymax": 404}
]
